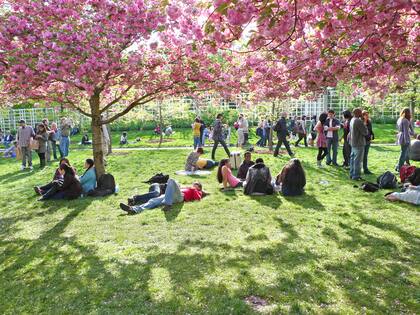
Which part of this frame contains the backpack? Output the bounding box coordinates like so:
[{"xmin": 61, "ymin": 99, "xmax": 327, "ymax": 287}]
[
  {"xmin": 143, "ymin": 173, "xmax": 169, "ymax": 184},
  {"xmin": 400, "ymin": 165, "xmax": 416, "ymax": 183},
  {"xmin": 361, "ymin": 182, "xmax": 380, "ymax": 193},
  {"xmin": 377, "ymin": 171, "xmax": 397, "ymax": 189},
  {"xmin": 88, "ymin": 173, "xmax": 116, "ymax": 197}
]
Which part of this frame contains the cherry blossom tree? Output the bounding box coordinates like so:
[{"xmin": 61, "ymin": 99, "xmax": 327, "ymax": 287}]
[
  {"xmin": 206, "ymin": 0, "xmax": 419, "ymax": 98},
  {"xmin": 0, "ymin": 0, "xmax": 241, "ymax": 176}
]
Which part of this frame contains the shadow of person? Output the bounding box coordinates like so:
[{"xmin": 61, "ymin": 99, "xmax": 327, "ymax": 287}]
[
  {"xmin": 164, "ymin": 202, "xmax": 184, "ymax": 222},
  {"xmin": 283, "ymin": 192, "xmax": 326, "ymax": 211},
  {"xmin": 251, "ymin": 194, "xmax": 283, "ymax": 209}
]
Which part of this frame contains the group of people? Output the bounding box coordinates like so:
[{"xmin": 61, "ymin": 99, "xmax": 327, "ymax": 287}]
[{"xmin": 34, "ymin": 157, "xmax": 97, "ymax": 200}]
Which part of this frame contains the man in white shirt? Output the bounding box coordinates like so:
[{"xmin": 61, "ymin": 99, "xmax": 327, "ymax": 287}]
[{"xmin": 324, "ymin": 109, "xmax": 341, "ymax": 166}]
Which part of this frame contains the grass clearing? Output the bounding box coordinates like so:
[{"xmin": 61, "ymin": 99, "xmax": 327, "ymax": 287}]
[{"xmin": 0, "ymin": 145, "xmax": 418, "ymax": 314}]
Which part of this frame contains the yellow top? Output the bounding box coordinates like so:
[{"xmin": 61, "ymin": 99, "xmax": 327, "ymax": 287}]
[
  {"xmin": 192, "ymin": 122, "xmax": 201, "ymax": 136},
  {"xmin": 196, "ymin": 159, "xmax": 208, "ymax": 169}
]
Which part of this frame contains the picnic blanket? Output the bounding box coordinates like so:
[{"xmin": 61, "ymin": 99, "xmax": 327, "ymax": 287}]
[{"xmin": 175, "ymin": 170, "xmax": 212, "ymax": 176}]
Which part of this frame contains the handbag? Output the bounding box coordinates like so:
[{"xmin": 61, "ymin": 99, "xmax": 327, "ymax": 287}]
[
  {"xmin": 16, "ymin": 147, "xmax": 22, "ymax": 160},
  {"xmin": 30, "ymin": 138, "xmax": 39, "ymax": 150}
]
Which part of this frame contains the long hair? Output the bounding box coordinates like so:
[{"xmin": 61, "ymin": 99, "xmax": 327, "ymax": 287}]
[
  {"xmin": 277, "ymin": 158, "xmax": 306, "ymax": 188},
  {"xmin": 37, "ymin": 123, "xmax": 46, "ymax": 134},
  {"xmin": 217, "ymin": 159, "xmax": 229, "ymax": 183},
  {"xmin": 400, "ymin": 108, "xmax": 411, "ymax": 121},
  {"xmin": 82, "ymin": 158, "xmax": 94, "ymax": 176},
  {"xmin": 60, "ymin": 162, "xmax": 75, "ymax": 177},
  {"xmin": 319, "ymin": 113, "xmax": 328, "ymax": 124}
]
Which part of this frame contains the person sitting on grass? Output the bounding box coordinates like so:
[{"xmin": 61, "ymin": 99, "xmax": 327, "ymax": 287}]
[
  {"xmin": 3, "ymin": 141, "xmax": 17, "ymax": 158},
  {"xmin": 274, "ymin": 158, "xmax": 306, "ymax": 196},
  {"xmin": 237, "ymin": 151, "xmax": 255, "ymax": 180},
  {"xmin": 79, "ymin": 158, "xmax": 96, "ymax": 195},
  {"xmin": 81, "ymin": 133, "xmax": 92, "ymax": 145},
  {"xmin": 196, "ymin": 158, "xmax": 219, "ymax": 170},
  {"xmin": 165, "ymin": 125, "xmax": 174, "ymax": 137},
  {"xmin": 37, "ymin": 163, "xmax": 82, "ymax": 201},
  {"xmin": 185, "ymin": 147, "xmax": 204, "ymax": 172},
  {"xmin": 217, "ymin": 158, "xmax": 243, "ymax": 190},
  {"xmin": 120, "ymin": 132, "xmax": 128, "ymax": 145},
  {"xmin": 34, "ymin": 158, "xmax": 75, "ymax": 196},
  {"xmin": 386, "ymin": 185, "xmax": 420, "ymax": 206},
  {"xmin": 243, "ymin": 158, "xmax": 273, "ymax": 195},
  {"xmin": 409, "ymin": 134, "xmax": 420, "ymax": 162},
  {"xmin": 120, "ymin": 179, "xmax": 206, "ymax": 214}
]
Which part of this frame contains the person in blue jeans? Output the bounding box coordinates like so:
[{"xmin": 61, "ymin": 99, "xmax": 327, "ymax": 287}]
[
  {"xmin": 349, "ymin": 108, "xmax": 368, "ymax": 180},
  {"xmin": 324, "ymin": 109, "xmax": 341, "ymax": 166},
  {"xmin": 120, "ymin": 179, "xmax": 205, "ymax": 214},
  {"xmin": 59, "ymin": 117, "xmax": 71, "ymax": 158},
  {"xmin": 396, "ymin": 108, "xmax": 415, "ymax": 171}
]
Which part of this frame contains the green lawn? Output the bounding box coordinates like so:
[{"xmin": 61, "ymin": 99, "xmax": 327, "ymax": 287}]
[
  {"xmin": 0, "ymin": 145, "xmax": 418, "ymax": 314},
  {"xmin": 68, "ymin": 123, "xmax": 400, "ymax": 150}
]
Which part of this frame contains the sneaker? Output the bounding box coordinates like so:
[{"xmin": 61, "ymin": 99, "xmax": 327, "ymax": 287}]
[
  {"xmin": 326, "ymin": 162, "xmax": 331, "ymax": 166},
  {"xmin": 34, "ymin": 186, "xmax": 42, "ymax": 196},
  {"xmin": 364, "ymin": 170, "xmax": 373, "ymax": 175},
  {"xmin": 119, "ymin": 203, "xmax": 136, "ymax": 215},
  {"xmin": 162, "ymin": 205, "xmax": 172, "ymax": 212},
  {"xmin": 29, "ymin": 166, "xmax": 33, "ymax": 171},
  {"xmin": 127, "ymin": 198, "xmax": 134, "ymax": 206},
  {"xmin": 21, "ymin": 165, "xmax": 25, "ymax": 171}
]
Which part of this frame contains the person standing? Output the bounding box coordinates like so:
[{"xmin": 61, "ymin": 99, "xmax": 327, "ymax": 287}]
[
  {"xmin": 263, "ymin": 118, "xmax": 271, "ymax": 147},
  {"xmin": 50, "ymin": 122, "xmax": 59, "ymax": 160},
  {"xmin": 349, "ymin": 108, "xmax": 368, "ymax": 180},
  {"xmin": 273, "ymin": 112, "xmax": 294, "ymax": 158},
  {"xmin": 294, "ymin": 117, "xmax": 308, "ymax": 147},
  {"xmin": 42, "ymin": 118, "xmax": 52, "ymax": 162},
  {"xmin": 192, "ymin": 118, "xmax": 202, "ymax": 149},
  {"xmin": 342, "ymin": 110, "xmax": 352, "ymax": 168},
  {"xmin": 211, "ymin": 114, "xmax": 231, "ymax": 160},
  {"xmin": 309, "ymin": 115, "xmax": 317, "ymax": 146},
  {"xmin": 35, "ymin": 123, "xmax": 49, "ymax": 168},
  {"xmin": 362, "ymin": 110, "xmax": 374, "ymax": 174},
  {"xmin": 199, "ymin": 117, "xmax": 206, "ymax": 146},
  {"xmin": 316, "ymin": 113, "xmax": 328, "ymax": 168},
  {"xmin": 242, "ymin": 114, "xmax": 249, "ymax": 145},
  {"xmin": 59, "ymin": 117, "xmax": 71, "ymax": 158},
  {"xmin": 236, "ymin": 114, "xmax": 245, "ymax": 148},
  {"xmin": 324, "ymin": 109, "xmax": 341, "ymax": 166},
  {"xmin": 16, "ymin": 119, "xmax": 35, "ymax": 171},
  {"xmin": 396, "ymin": 108, "xmax": 415, "ymax": 172}
]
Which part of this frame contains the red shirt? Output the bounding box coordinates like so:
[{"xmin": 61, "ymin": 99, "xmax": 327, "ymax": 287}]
[{"xmin": 182, "ymin": 188, "xmax": 202, "ymax": 202}]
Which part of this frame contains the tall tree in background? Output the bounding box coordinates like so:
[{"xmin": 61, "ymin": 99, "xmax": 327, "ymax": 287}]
[{"xmin": 0, "ymin": 0, "xmax": 241, "ymax": 176}]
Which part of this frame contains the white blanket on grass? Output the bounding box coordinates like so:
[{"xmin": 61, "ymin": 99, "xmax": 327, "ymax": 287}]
[{"xmin": 175, "ymin": 170, "xmax": 212, "ymax": 176}]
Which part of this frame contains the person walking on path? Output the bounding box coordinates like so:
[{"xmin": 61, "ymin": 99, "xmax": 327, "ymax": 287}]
[
  {"xmin": 17, "ymin": 119, "xmax": 35, "ymax": 171},
  {"xmin": 396, "ymin": 108, "xmax": 415, "ymax": 172},
  {"xmin": 316, "ymin": 113, "xmax": 328, "ymax": 168},
  {"xmin": 273, "ymin": 112, "xmax": 294, "ymax": 158},
  {"xmin": 324, "ymin": 109, "xmax": 341, "ymax": 166},
  {"xmin": 211, "ymin": 114, "xmax": 231, "ymax": 160},
  {"xmin": 362, "ymin": 110, "xmax": 374, "ymax": 174},
  {"xmin": 349, "ymin": 108, "xmax": 368, "ymax": 180}
]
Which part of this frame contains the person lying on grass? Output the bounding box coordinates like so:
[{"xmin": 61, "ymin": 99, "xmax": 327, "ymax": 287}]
[
  {"xmin": 36, "ymin": 163, "xmax": 82, "ymax": 201},
  {"xmin": 237, "ymin": 151, "xmax": 255, "ymax": 181},
  {"xmin": 385, "ymin": 185, "xmax": 420, "ymax": 206},
  {"xmin": 119, "ymin": 179, "xmax": 208, "ymax": 214},
  {"xmin": 217, "ymin": 159, "xmax": 243, "ymax": 191},
  {"xmin": 126, "ymin": 183, "xmax": 167, "ymax": 206},
  {"xmin": 274, "ymin": 158, "xmax": 306, "ymax": 196},
  {"xmin": 243, "ymin": 158, "xmax": 273, "ymax": 195},
  {"xmin": 34, "ymin": 158, "xmax": 75, "ymax": 195}
]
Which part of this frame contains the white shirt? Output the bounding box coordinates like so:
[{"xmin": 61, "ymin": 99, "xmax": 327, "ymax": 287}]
[{"xmin": 327, "ymin": 119, "xmax": 333, "ymax": 138}]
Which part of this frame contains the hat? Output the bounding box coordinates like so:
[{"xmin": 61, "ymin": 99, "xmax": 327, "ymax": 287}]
[{"xmin": 19, "ymin": 119, "xmax": 26, "ymax": 124}]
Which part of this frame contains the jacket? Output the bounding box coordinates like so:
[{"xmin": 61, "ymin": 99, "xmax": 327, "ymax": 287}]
[
  {"xmin": 36, "ymin": 131, "xmax": 49, "ymax": 153},
  {"xmin": 324, "ymin": 118, "xmax": 341, "ymax": 142},
  {"xmin": 349, "ymin": 117, "xmax": 368, "ymax": 147},
  {"xmin": 237, "ymin": 160, "xmax": 255, "ymax": 180},
  {"xmin": 397, "ymin": 117, "xmax": 414, "ymax": 145},
  {"xmin": 244, "ymin": 163, "xmax": 273, "ymax": 195},
  {"xmin": 274, "ymin": 117, "xmax": 289, "ymax": 138},
  {"xmin": 79, "ymin": 167, "xmax": 97, "ymax": 194},
  {"xmin": 365, "ymin": 120, "xmax": 375, "ymax": 142},
  {"xmin": 212, "ymin": 119, "xmax": 224, "ymax": 141},
  {"xmin": 61, "ymin": 174, "xmax": 83, "ymax": 199}
]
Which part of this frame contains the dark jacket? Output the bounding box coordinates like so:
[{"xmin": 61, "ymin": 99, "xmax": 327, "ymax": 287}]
[
  {"xmin": 273, "ymin": 117, "xmax": 289, "ymax": 138},
  {"xmin": 60, "ymin": 174, "xmax": 82, "ymax": 199},
  {"xmin": 244, "ymin": 163, "xmax": 273, "ymax": 195},
  {"xmin": 342, "ymin": 119, "xmax": 351, "ymax": 144},
  {"xmin": 324, "ymin": 118, "xmax": 341, "ymax": 142},
  {"xmin": 237, "ymin": 160, "xmax": 255, "ymax": 180},
  {"xmin": 212, "ymin": 119, "xmax": 224, "ymax": 141},
  {"xmin": 365, "ymin": 120, "xmax": 374, "ymax": 143}
]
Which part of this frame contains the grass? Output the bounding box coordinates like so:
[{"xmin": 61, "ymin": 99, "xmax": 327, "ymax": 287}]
[
  {"xmin": 0, "ymin": 145, "xmax": 419, "ymax": 314},
  {"xmin": 66, "ymin": 123, "xmax": 400, "ymax": 151}
]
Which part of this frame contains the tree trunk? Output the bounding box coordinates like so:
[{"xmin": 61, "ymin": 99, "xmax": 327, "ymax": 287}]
[
  {"xmin": 89, "ymin": 93, "xmax": 106, "ymax": 178},
  {"xmin": 106, "ymin": 123, "xmax": 112, "ymax": 154},
  {"xmin": 158, "ymin": 101, "xmax": 163, "ymax": 148},
  {"xmin": 268, "ymin": 101, "xmax": 275, "ymax": 151}
]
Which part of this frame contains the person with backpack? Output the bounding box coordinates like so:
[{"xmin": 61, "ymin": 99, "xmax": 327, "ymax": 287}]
[
  {"xmin": 79, "ymin": 158, "xmax": 96, "ymax": 195},
  {"xmin": 274, "ymin": 158, "xmax": 306, "ymax": 196},
  {"xmin": 362, "ymin": 110, "xmax": 375, "ymax": 174},
  {"xmin": 315, "ymin": 113, "xmax": 328, "ymax": 168},
  {"xmin": 396, "ymin": 108, "xmax": 415, "ymax": 172},
  {"xmin": 349, "ymin": 108, "xmax": 368, "ymax": 180},
  {"xmin": 237, "ymin": 151, "xmax": 255, "ymax": 180},
  {"xmin": 119, "ymin": 179, "xmax": 205, "ymax": 214},
  {"xmin": 217, "ymin": 158, "xmax": 243, "ymax": 190},
  {"xmin": 243, "ymin": 158, "xmax": 273, "ymax": 195},
  {"xmin": 273, "ymin": 112, "xmax": 294, "ymax": 158},
  {"xmin": 342, "ymin": 110, "xmax": 352, "ymax": 168},
  {"xmin": 211, "ymin": 114, "xmax": 231, "ymax": 160},
  {"xmin": 324, "ymin": 109, "xmax": 341, "ymax": 166},
  {"xmin": 38, "ymin": 163, "xmax": 82, "ymax": 200}
]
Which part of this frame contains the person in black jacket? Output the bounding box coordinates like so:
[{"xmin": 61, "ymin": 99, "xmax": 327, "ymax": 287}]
[
  {"xmin": 342, "ymin": 110, "xmax": 352, "ymax": 168},
  {"xmin": 362, "ymin": 110, "xmax": 374, "ymax": 174},
  {"xmin": 237, "ymin": 151, "xmax": 255, "ymax": 180},
  {"xmin": 273, "ymin": 112, "xmax": 294, "ymax": 157},
  {"xmin": 275, "ymin": 158, "xmax": 306, "ymax": 196}
]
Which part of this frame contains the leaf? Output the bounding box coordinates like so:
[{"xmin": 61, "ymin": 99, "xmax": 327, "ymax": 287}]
[{"xmin": 215, "ymin": 3, "xmax": 230, "ymax": 15}]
